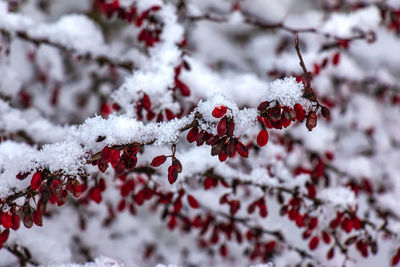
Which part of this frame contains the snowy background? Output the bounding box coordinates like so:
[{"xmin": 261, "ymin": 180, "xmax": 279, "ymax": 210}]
[{"xmin": 1, "ymin": 0, "xmax": 400, "ymax": 266}]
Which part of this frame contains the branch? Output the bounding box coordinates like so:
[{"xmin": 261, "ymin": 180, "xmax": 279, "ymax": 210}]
[{"xmin": 0, "ymin": 28, "xmax": 135, "ymax": 72}]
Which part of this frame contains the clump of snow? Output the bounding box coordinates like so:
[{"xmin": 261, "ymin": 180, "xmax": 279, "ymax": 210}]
[
  {"xmin": 318, "ymin": 187, "xmax": 356, "ymax": 208},
  {"xmin": 320, "ymin": 6, "xmax": 381, "ymax": 38},
  {"xmin": 0, "ymin": 100, "xmax": 71, "ymax": 144},
  {"xmin": 263, "ymin": 77, "xmax": 304, "ymax": 107},
  {"xmin": 45, "ymin": 257, "xmax": 124, "ymax": 267},
  {"xmin": 0, "ymin": 141, "xmax": 36, "ymax": 198},
  {"xmin": 33, "ymin": 14, "xmax": 105, "ymax": 53}
]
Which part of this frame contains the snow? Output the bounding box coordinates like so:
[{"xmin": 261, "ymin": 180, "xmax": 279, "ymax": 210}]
[
  {"xmin": 0, "ymin": 100, "xmax": 71, "ymax": 144},
  {"xmin": 1, "ymin": 1, "xmax": 400, "ymax": 267},
  {"xmin": 45, "ymin": 257, "xmax": 124, "ymax": 267},
  {"xmin": 263, "ymin": 77, "xmax": 304, "ymax": 107},
  {"xmin": 318, "ymin": 187, "xmax": 356, "ymax": 208},
  {"xmin": 320, "ymin": 6, "xmax": 381, "ymax": 38}
]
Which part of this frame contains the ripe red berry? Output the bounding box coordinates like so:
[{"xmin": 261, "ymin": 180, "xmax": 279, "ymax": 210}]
[
  {"xmin": 0, "ymin": 229, "xmax": 10, "ymax": 244},
  {"xmin": 204, "ymin": 177, "xmax": 215, "ymax": 190},
  {"xmin": 90, "ymin": 188, "xmax": 102, "ymax": 204},
  {"xmin": 229, "ymin": 200, "xmax": 241, "ymax": 215},
  {"xmin": 257, "ymin": 101, "xmax": 269, "ymax": 112},
  {"xmin": 187, "ymin": 127, "xmax": 199, "ymax": 143},
  {"xmin": 30, "ymin": 172, "xmax": 42, "ymax": 190},
  {"xmin": 322, "ymin": 231, "xmax": 331, "ymax": 244},
  {"xmin": 332, "ymin": 52, "xmax": 341, "ymax": 65},
  {"xmin": 165, "ymin": 109, "xmax": 175, "ymax": 120},
  {"xmin": 327, "ymin": 247, "xmax": 335, "ymax": 259},
  {"xmin": 1, "ymin": 212, "xmax": 12, "ymax": 229},
  {"xmin": 307, "ymin": 184, "xmax": 316, "ymax": 199},
  {"xmin": 220, "ymin": 244, "xmax": 228, "ymax": 257},
  {"xmin": 217, "ymin": 117, "xmax": 227, "ymax": 136},
  {"xmin": 101, "ymin": 146, "xmax": 110, "ymax": 162},
  {"xmin": 98, "ymin": 160, "xmax": 108, "ymax": 173},
  {"xmin": 257, "ymin": 130, "xmax": 269, "ymax": 146},
  {"xmin": 309, "ymin": 236, "xmax": 319, "ymax": 250},
  {"xmin": 294, "ymin": 104, "xmax": 305, "ymax": 122},
  {"xmin": 218, "ymin": 152, "xmax": 228, "ymax": 162},
  {"xmin": 33, "ymin": 210, "xmax": 43, "ymax": 226},
  {"xmin": 178, "ymin": 81, "xmax": 191, "ymax": 96},
  {"xmin": 187, "ymin": 195, "xmax": 199, "ymax": 209},
  {"xmin": 212, "ymin": 105, "xmax": 227, "ymax": 118},
  {"xmin": 109, "ymin": 149, "xmax": 120, "ymax": 168},
  {"xmin": 12, "ymin": 213, "xmax": 20, "ymax": 230},
  {"xmin": 265, "ymin": 241, "xmax": 276, "ymax": 252},
  {"xmin": 150, "ymin": 155, "xmax": 167, "ymax": 167},
  {"xmin": 236, "ymin": 142, "xmax": 249, "ymax": 158},
  {"xmin": 142, "ymin": 94, "xmax": 151, "ymax": 111},
  {"xmin": 392, "ymin": 252, "xmax": 400, "ymax": 266},
  {"xmin": 168, "ymin": 165, "xmax": 178, "ymax": 184}
]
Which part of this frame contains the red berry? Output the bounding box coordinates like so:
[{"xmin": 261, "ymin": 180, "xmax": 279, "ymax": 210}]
[
  {"xmin": 220, "ymin": 244, "xmax": 228, "ymax": 257},
  {"xmin": 23, "ymin": 213, "xmax": 33, "ymax": 229},
  {"xmin": 12, "ymin": 213, "xmax": 20, "ymax": 230},
  {"xmin": 30, "ymin": 172, "xmax": 42, "ymax": 190},
  {"xmin": 218, "ymin": 152, "xmax": 228, "ymax": 162},
  {"xmin": 187, "ymin": 195, "xmax": 199, "ymax": 209},
  {"xmin": 204, "ymin": 177, "xmax": 215, "ymax": 190},
  {"xmin": 165, "ymin": 109, "xmax": 175, "ymax": 121},
  {"xmin": 0, "ymin": 229, "xmax": 10, "ymax": 244},
  {"xmin": 393, "ymin": 252, "xmax": 400, "ymax": 265},
  {"xmin": 332, "ymin": 52, "xmax": 341, "ymax": 65},
  {"xmin": 98, "ymin": 160, "xmax": 108, "ymax": 173},
  {"xmin": 257, "ymin": 130, "xmax": 269, "ymax": 146},
  {"xmin": 236, "ymin": 142, "xmax": 249, "ymax": 158},
  {"xmin": 265, "ymin": 241, "xmax": 276, "ymax": 252},
  {"xmin": 309, "ymin": 236, "xmax": 319, "ymax": 250},
  {"xmin": 90, "ymin": 188, "xmax": 102, "ymax": 203},
  {"xmin": 109, "ymin": 149, "xmax": 120, "ymax": 168},
  {"xmin": 178, "ymin": 81, "xmax": 191, "ymax": 96},
  {"xmin": 168, "ymin": 165, "xmax": 178, "ymax": 184},
  {"xmin": 101, "ymin": 146, "xmax": 110, "ymax": 162},
  {"xmin": 212, "ymin": 105, "xmax": 227, "ymax": 118},
  {"xmin": 150, "ymin": 155, "xmax": 167, "ymax": 167},
  {"xmin": 1, "ymin": 212, "xmax": 12, "ymax": 229},
  {"xmin": 327, "ymin": 247, "xmax": 335, "ymax": 259},
  {"xmin": 142, "ymin": 94, "xmax": 151, "ymax": 111},
  {"xmin": 33, "ymin": 210, "xmax": 43, "ymax": 226},
  {"xmin": 217, "ymin": 117, "xmax": 227, "ymax": 136},
  {"xmin": 229, "ymin": 200, "xmax": 240, "ymax": 215},
  {"xmin": 307, "ymin": 184, "xmax": 316, "ymax": 199},
  {"xmin": 187, "ymin": 127, "xmax": 199, "ymax": 143},
  {"xmin": 322, "ymin": 231, "xmax": 331, "ymax": 244},
  {"xmin": 294, "ymin": 104, "xmax": 305, "ymax": 122}
]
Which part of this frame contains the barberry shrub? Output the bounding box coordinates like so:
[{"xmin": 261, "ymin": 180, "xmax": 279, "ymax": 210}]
[{"xmin": 0, "ymin": 0, "xmax": 400, "ymax": 267}]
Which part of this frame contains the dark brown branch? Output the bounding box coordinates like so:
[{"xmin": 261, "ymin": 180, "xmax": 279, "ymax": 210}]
[{"xmin": 4, "ymin": 244, "xmax": 39, "ymax": 266}]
